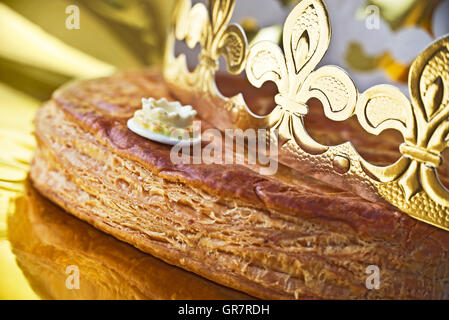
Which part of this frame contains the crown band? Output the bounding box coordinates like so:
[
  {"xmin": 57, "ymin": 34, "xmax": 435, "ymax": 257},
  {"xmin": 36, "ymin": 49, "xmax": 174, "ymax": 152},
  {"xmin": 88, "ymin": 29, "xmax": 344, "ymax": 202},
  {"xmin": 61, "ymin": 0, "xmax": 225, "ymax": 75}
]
[{"xmin": 163, "ymin": 0, "xmax": 449, "ymax": 232}]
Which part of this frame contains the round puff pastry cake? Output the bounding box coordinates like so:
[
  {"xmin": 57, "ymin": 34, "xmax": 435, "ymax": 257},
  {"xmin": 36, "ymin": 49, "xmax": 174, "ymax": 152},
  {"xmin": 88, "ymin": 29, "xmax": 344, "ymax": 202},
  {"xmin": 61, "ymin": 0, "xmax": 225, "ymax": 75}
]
[{"xmin": 30, "ymin": 70, "xmax": 449, "ymax": 299}]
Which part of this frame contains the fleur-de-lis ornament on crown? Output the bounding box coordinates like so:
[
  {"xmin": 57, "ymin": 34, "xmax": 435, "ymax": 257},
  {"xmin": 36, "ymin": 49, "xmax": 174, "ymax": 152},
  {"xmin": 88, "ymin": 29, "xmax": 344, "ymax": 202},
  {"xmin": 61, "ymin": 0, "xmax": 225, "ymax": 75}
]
[
  {"xmin": 164, "ymin": 0, "xmax": 264, "ymax": 130},
  {"xmin": 164, "ymin": 0, "xmax": 449, "ymax": 231},
  {"xmin": 246, "ymin": 0, "xmax": 358, "ymax": 155}
]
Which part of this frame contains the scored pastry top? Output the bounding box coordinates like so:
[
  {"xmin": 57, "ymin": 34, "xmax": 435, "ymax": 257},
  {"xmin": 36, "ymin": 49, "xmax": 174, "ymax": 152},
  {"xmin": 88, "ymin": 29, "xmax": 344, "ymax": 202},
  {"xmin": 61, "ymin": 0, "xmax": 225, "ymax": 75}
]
[{"xmin": 163, "ymin": 0, "xmax": 449, "ymax": 232}]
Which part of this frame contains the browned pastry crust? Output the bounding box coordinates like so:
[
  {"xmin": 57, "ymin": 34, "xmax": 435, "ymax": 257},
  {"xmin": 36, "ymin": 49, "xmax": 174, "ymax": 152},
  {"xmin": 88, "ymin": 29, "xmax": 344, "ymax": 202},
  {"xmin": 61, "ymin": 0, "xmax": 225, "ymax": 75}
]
[
  {"xmin": 8, "ymin": 181, "xmax": 252, "ymax": 300},
  {"xmin": 30, "ymin": 69, "xmax": 449, "ymax": 299}
]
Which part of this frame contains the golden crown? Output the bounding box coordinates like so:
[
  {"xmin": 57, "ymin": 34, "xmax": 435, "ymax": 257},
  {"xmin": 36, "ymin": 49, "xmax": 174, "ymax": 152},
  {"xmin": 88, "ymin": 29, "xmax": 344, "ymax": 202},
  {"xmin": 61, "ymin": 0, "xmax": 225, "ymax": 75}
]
[{"xmin": 163, "ymin": 0, "xmax": 449, "ymax": 231}]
